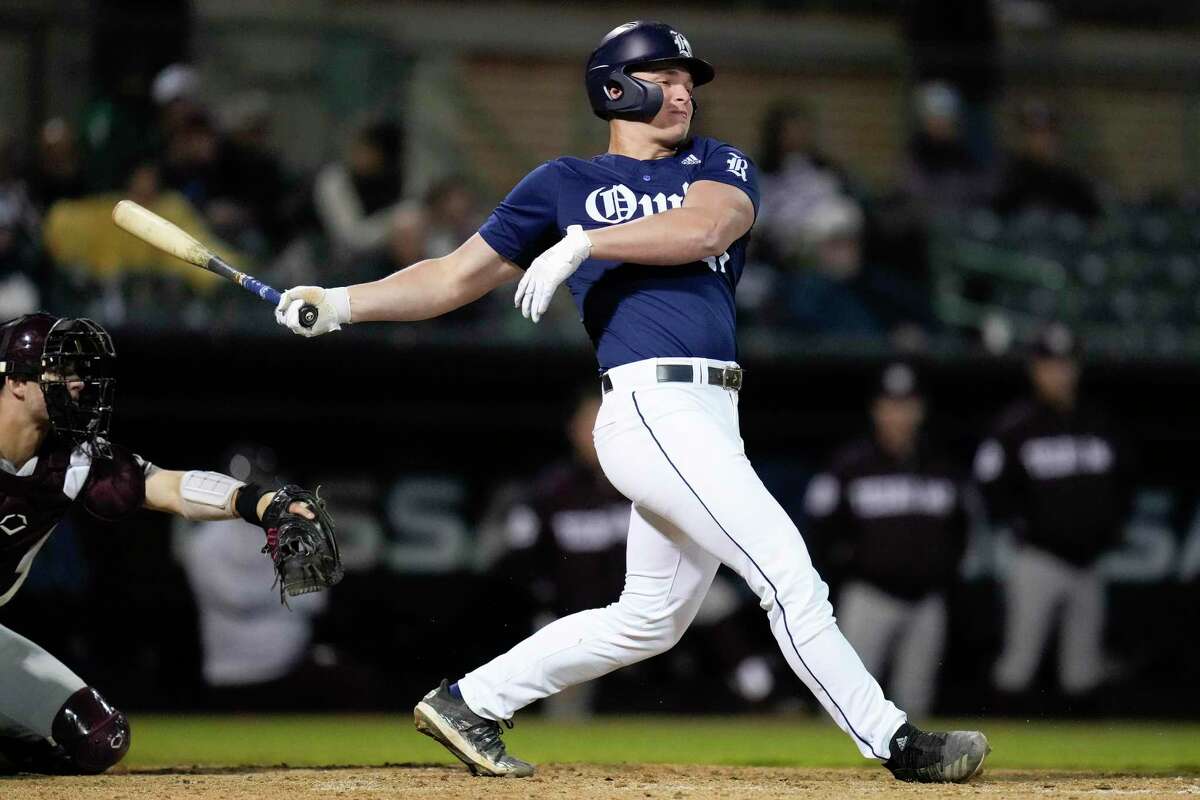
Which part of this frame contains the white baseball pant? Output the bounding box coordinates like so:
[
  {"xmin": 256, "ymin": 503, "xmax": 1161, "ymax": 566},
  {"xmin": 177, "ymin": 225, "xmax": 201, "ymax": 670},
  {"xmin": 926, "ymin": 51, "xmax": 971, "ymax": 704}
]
[{"xmin": 459, "ymin": 357, "xmax": 906, "ymax": 760}]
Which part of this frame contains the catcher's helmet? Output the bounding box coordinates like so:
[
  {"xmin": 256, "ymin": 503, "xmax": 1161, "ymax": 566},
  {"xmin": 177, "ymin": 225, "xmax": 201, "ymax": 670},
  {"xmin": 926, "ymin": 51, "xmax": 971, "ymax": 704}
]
[
  {"xmin": 0, "ymin": 312, "xmax": 57, "ymax": 382},
  {"xmin": 585, "ymin": 21, "xmax": 715, "ymax": 122},
  {"xmin": 0, "ymin": 313, "xmax": 116, "ymax": 454}
]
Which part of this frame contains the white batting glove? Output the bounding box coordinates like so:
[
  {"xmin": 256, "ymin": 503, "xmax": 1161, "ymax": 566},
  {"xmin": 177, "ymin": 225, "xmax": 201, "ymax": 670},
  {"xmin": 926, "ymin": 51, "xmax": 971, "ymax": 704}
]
[
  {"xmin": 274, "ymin": 286, "xmax": 352, "ymax": 337},
  {"xmin": 513, "ymin": 225, "xmax": 592, "ymax": 323}
]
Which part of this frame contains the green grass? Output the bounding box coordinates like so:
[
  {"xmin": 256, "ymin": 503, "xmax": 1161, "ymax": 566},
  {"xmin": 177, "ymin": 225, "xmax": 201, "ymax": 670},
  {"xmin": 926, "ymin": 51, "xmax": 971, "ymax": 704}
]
[{"xmin": 123, "ymin": 715, "xmax": 1200, "ymax": 773}]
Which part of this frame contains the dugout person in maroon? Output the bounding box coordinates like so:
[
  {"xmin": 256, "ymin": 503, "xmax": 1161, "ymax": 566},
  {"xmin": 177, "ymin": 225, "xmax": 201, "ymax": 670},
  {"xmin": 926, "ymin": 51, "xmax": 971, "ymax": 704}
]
[
  {"xmin": 495, "ymin": 390, "xmax": 630, "ymax": 616},
  {"xmin": 0, "ymin": 312, "xmax": 332, "ymax": 775},
  {"xmin": 805, "ymin": 364, "xmax": 968, "ymax": 718},
  {"xmin": 975, "ymin": 323, "xmax": 1130, "ymax": 699}
]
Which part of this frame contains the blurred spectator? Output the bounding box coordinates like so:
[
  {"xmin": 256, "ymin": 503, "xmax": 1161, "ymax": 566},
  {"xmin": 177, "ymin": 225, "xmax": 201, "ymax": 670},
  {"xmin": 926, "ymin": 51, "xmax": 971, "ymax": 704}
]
[
  {"xmin": 994, "ymin": 100, "xmax": 1102, "ymax": 222},
  {"xmin": 385, "ymin": 175, "xmax": 484, "ymax": 270},
  {"xmin": 313, "ymin": 119, "xmax": 406, "ymax": 275},
  {"xmin": 81, "ymin": 54, "xmax": 173, "ymax": 193},
  {"xmin": 756, "ymin": 101, "xmax": 860, "ymax": 265},
  {"xmin": 173, "ymin": 445, "xmax": 378, "ymax": 710},
  {"xmin": 161, "ymin": 108, "xmax": 221, "ymax": 213},
  {"xmin": 902, "ymin": 82, "xmax": 995, "ymax": 218},
  {"xmin": 43, "ymin": 159, "xmax": 236, "ymax": 323},
  {"xmin": 208, "ymin": 91, "xmax": 294, "ymax": 254},
  {"xmin": 151, "ymin": 63, "xmax": 204, "ymax": 142},
  {"xmin": 805, "ymin": 363, "xmax": 968, "ymax": 718},
  {"xmin": 352, "ymin": 176, "xmax": 502, "ymax": 330},
  {"xmin": 903, "ymin": 0, "xmax": 1001, "ymax": 165},
  {"xmin": 763, "ymin": 196, "xmax": 934, "ymax": 344},
  {"xmin": 0, "ymin": 131, "xmax": 42, "ymax": 318},
  {"xmin": 974, "ymin": 324, "xmax": 1130, "ymax": 699},
  {"xmin": 481, "ymin": 389, "xmax": 773, "ymax": 716},
  {"xmin": 24, "ymin": 119, "xmax": 87, "ymax": 213}
]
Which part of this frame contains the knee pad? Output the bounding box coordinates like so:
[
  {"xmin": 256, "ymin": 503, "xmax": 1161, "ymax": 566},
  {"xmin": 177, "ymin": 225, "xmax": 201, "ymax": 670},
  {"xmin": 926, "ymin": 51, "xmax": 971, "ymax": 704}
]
[{"xmin": 51, "ymin": 687, "xmax": 130, "ymax": 775}]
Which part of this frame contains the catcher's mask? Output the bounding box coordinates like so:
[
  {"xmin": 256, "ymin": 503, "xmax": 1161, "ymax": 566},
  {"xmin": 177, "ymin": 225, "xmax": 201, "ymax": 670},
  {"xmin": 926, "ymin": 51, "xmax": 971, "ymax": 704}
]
[{"xmin": 0, "ymin": 314, "xmax": 116, "ymax": 456}]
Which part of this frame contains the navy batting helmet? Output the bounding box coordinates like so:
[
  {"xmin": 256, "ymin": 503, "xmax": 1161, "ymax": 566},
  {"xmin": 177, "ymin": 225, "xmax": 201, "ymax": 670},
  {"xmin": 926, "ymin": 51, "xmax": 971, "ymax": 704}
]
[{"xmin": 585, "ymin": 21, "xmax": 715, "ymax": 122}]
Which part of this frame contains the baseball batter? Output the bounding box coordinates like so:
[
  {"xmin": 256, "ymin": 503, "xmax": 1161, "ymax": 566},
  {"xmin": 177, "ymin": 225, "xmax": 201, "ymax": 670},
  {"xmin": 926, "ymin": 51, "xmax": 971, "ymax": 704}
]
[
  {"xmin": 276, "ymin": 21, "xmax": 988, "ymax": 783},
  {"xmin": 0, "ymin": 313, "xmax": 341, "ymax": 775}
]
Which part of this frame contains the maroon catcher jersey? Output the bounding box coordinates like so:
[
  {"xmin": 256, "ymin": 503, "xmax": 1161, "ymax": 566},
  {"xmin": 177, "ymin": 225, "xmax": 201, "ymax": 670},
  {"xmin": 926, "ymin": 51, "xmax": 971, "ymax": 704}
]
[{"xmin": 0, "ymin": 436, "xmax": 150, "ymax": 606}]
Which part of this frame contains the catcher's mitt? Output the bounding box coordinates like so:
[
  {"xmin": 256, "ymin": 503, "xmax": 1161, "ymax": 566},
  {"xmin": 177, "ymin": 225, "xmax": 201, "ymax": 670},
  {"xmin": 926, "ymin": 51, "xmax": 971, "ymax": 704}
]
[{"xmin": 260, "ymin": 484, "xmax": 343, "ymax": 602}]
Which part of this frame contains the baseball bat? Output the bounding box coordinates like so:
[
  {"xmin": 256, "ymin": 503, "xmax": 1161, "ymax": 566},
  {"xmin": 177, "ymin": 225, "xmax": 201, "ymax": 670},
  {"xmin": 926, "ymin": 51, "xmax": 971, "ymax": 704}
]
[{"xmin": 111, "ymin": 200, "xmax": 318, "ymax": 329}]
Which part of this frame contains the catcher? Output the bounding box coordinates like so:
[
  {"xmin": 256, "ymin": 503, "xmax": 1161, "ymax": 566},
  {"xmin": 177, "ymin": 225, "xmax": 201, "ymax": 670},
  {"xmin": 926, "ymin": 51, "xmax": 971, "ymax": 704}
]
[{"xmin": 0, "ymin": 312, "xmax": 342, "ymax": 775}]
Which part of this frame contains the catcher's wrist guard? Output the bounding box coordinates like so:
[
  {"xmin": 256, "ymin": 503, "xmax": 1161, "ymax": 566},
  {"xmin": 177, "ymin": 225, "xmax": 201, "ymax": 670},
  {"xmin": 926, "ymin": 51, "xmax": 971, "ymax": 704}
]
[
  {"xmin": 235, "ymin": 482, "xmax": 269, "ymax": 525},
  {"xmin": 259, "ymin": 484, "xmax": 344, "ymax": 601}
]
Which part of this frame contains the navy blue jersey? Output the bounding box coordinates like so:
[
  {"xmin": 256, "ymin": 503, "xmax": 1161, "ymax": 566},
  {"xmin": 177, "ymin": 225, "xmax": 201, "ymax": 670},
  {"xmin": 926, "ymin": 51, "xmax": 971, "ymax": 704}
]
[{"xmin": 479, "ymin": 136, "xmax": 759, "ymax": 370}]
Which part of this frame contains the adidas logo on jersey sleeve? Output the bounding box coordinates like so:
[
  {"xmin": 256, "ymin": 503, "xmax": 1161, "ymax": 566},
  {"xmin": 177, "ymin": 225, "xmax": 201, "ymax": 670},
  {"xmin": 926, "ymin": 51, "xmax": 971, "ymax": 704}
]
[{"xmin": 680, "ymin": 154, "xmax": 702, "ymax": 166}]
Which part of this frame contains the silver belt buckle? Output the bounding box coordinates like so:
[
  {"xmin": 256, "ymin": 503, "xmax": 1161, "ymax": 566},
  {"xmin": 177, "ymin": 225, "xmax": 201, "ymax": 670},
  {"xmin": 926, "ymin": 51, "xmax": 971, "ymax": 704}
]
[{"xmin": 721, "ymin": 367, "xmax": 743, "ymax": 391}]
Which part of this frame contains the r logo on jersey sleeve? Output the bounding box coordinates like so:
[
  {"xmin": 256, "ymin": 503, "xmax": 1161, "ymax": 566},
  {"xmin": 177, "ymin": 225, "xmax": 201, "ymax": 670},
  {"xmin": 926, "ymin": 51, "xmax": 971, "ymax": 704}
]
[
  {"xmin": 725, "ymin": 154, "xmax": 750, "ymax": 182},
  {"xmin": 690, "ymin": 143, "xmax": 759, "ymax": 218}
]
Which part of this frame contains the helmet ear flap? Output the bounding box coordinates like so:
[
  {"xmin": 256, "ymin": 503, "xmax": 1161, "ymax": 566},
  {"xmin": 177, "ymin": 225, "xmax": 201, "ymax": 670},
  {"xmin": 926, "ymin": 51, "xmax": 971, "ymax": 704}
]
[{"xmin": 602, "ymin": 71, "xmax": 663, "ymax": 121}]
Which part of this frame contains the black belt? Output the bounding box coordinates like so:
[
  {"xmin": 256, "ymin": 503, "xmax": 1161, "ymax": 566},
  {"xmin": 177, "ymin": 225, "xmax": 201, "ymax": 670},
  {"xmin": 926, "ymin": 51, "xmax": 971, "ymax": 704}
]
[{"xmin": 601, "ymin": 364, "xmax": 744, "ymax": 394}]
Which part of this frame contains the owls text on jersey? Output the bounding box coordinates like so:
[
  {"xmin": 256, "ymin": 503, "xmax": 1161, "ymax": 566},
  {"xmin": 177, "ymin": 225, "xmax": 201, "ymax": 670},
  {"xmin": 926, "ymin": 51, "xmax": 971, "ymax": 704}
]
[{"xmin": 479, "ymin": 136, "xmax": 760, "ymax": 370}]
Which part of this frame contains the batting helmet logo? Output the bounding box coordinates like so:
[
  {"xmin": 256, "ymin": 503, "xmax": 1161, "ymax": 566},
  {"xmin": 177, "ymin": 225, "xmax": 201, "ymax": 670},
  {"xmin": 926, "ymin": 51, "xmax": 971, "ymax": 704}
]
[{"xmin": 671, "ymin": 31, "xmax": 693, "ymax": 57}]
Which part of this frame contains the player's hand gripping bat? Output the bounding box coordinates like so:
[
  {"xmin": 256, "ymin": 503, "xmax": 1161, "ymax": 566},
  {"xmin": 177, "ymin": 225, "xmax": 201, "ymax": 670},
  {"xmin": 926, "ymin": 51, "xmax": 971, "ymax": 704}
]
[{"xmin": 111, "ymin": 200, "xmax": 317, "ymax": 328}]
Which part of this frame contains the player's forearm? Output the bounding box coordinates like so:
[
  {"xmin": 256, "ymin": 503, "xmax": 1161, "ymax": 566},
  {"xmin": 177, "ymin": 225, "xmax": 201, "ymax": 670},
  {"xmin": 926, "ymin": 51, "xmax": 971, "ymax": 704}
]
[
  {"xmin": 586, "ymin": 208, "xmax": 731, "ymax": 265},
  {"xmin": 349, "ymin": 238, "xmax": 520, "ymax": 322},
  {"xmin": 145, "ymin": 470, "xmax": 234, "ymax": 521},
  {"xmin": 348, "ymin": 256, "xmax": 471, "ymax": 322},
  {"xmin": 144, "ymin": 469, "xmax": 274, "ymax": 523}
]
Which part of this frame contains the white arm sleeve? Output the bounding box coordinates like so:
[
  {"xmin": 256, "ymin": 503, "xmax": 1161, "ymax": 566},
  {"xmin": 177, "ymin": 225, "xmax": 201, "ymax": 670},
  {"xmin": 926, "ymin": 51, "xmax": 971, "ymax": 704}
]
[{"xmin": 179, "ymin": 470, "xmax": 245, "ymax": 520}]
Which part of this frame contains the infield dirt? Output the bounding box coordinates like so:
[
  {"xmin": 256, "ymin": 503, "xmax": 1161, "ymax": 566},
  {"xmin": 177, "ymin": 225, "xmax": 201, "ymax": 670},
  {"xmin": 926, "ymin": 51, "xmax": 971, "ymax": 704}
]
[{"xmin": 5, "ymin": 764, "xmax": 1199, "ymax": 799}]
